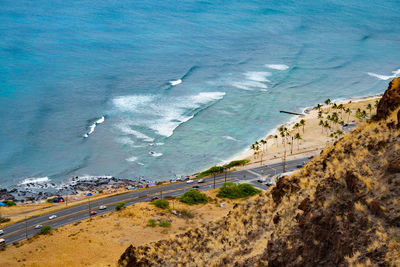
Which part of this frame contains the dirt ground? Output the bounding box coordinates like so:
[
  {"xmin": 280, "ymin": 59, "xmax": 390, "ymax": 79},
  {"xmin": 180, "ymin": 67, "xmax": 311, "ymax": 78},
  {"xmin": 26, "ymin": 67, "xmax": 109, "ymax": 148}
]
[{"xmin": 0, "ymin": 190, "xmax": 252, "ymax": 267}]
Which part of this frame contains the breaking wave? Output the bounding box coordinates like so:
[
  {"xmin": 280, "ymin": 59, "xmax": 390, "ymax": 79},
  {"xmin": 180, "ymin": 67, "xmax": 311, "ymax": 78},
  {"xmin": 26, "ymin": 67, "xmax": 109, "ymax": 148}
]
[
  {"xmin": 84, "ymin": 116, "xmax": 105, "ymax": 138},
  {"xmin": 367, "ymin": 68, "xmax": 400, "ymax": 80},
  {"xmin": 265, "ymin": 64, "xmax": 290, "ymax": 70}
]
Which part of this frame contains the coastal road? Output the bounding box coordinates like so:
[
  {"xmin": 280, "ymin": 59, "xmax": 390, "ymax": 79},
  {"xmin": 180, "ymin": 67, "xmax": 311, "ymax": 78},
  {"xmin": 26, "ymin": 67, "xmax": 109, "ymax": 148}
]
[{"xmin": 0, "ymin": 156, "xmax": 312, "ymax": 245}]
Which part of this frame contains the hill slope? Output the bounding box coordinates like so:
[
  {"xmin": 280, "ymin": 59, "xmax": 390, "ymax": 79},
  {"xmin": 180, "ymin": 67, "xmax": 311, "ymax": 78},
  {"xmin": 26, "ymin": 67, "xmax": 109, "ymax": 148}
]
[{"xmin": 119, "ymin": 78, "xmax": 400, "ymax": 266}]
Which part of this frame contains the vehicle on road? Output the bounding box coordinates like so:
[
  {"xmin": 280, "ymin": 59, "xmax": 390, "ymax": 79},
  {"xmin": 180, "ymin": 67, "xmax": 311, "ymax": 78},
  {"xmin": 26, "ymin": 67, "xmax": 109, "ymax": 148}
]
[
  {"xmin": 296, "ymin": 164, "xmax": 304, "ymax": 168},
  {"xmin": 307, "ymin": 155, "xmax": 314, "ymax": 159},
  {"xmin": 90, "ymin": 211, "xmax": 97, "ymax": 216},
  {"xmin": 99, "ymin": 205, "xmax": 107, "ymax": 210},
  {"xmin": 264, "ymin": 182, "xmax": 274, "ymax": 187},
  {"xmin": 49, "ymin": 215, "xmax": 57, "ymax": 220},
  {"xmin": 257, "ymin": 178, "xmax": 267, "ymax": 183},
  {"xmin": 151, "ymin": 196, "xmax": 159, "ymax": 201},
  {"xmin": 197, "ymin": 179, "xmax": 205, "ymax": 183},
  {"xmin": 0, "ymin": 229, "xmax": 3, "ymax": 235},
  {"xmin": 0, "ymin": 238, "xmax": 5, "ymax": 245},
  {"xmin": 35, "ymin": 225, "xmax": 43, "ymax": 229},
  {"xmin": 186, "ymin": 180, "xmax": 194, "ymax": 184},
  {"xmin": 192, "ymin": 185, "xmax": 200, "ymax": 191}
]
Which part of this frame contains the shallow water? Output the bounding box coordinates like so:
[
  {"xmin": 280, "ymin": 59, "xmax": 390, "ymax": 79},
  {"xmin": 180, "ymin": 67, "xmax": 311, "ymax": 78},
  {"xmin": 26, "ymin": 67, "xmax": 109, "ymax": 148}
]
[{"xmin": 1, "ymin": 0, "xmax": 400, "ymax": 187}]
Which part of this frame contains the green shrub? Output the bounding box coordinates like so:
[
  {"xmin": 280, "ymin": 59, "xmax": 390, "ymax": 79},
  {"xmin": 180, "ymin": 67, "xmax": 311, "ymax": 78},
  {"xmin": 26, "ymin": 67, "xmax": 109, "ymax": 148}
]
[
  {"xmin": 148, "ymin": 219, "xmax": 156, "ymax": 227},
  {"xmin": 0, "ymin": 217, "xmax": 10, "ymax": 223},
  {"xmin": 217, "ymin": 182, "xmax": 261, "ymax": 199},
  {"xmin": 2, "ymin": 200, "xmax": 16, "ymax": 207},
  {"xmin": 224, "ymin": 160, "xmax": 249, "ymax": 169},
  {"xmin": 197, "ymin": 160, "xmax": 249, "ymax": 178},
  {"xmin": 179, "ymin": 189, "xmax": 208, "ymax": 205},
  {"xmin": 152, "ymin": 199, "xmax": 169, "ymax": 209},
  {"xmin": 98, "ymin": 190, "xmax": 103, "ymax": 194},
  {"xmin": 197, "ymin": 166, "xmax": 225, "ymax": 178},
  {"xmin": 115, "ymin": 201, "xmax": 126, "ymax": 211},
  {"xmin": 159, "ymin": 219, "xmax": 171, "ymax": 227},
  {"xmin": 39, "ymin": 225, "xmax": 52, "ymax": 235},
  {"xmin": 46, "ymin": 198, "xmax": 54, "ymax": 203}
]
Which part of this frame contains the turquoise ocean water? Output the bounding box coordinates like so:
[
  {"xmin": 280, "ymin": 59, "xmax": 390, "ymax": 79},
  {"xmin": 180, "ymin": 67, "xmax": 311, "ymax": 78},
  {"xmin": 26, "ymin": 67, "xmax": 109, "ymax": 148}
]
[{"xmin": 1, "ymin": 0, "xmax": 400, "ymax": 187}]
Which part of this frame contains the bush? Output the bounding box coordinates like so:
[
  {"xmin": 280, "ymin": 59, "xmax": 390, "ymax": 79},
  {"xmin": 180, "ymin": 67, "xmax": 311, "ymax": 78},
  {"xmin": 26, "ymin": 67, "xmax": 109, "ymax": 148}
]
[
  {"xmin": 98, "ymin": 190, "xmax": 103, "ymax": 194},
  {"xmin": 179, "ymin": 209, "xmax": 194, "ymax": 219},
  {"xmin": 152, "ymin": 199, "xmax": 169, "ymax": 209},
  {"xmin": 2, "ymin": 200, "xmax": 16, "ymax": 207},
  {"xmin": 224, "ymin": 160, "xmax": 249, "ymax": 169},
  {"xmin": 197, "ymin": 160, "xmax": 249, "ymax": 178},
  {"xmin": 148, "ymin": 219, "xmax": 156, "ymax": 227},
  {"xmin": 115, "ymin": 201, "xmax": 126, "ymax": 211},
  {"xmin": 179, "ymin": 189, "xmax": 208, "ymax": 205},
  {"xmin": 47, "ymin": 198, "xmax": 55, "ymax": 203},
  {"xmin": 217, "ymin": 182, "xmax": 261, "ymax": 199},
  {"xmin": 159, "ymin": 219, "xmax": 171, "ymax": 227},
  {"xmin": 39, "ymin": 225, "xmax": 52, "ymax": 235},
  {"xmin": 0, "ymin": 217, "xmax": 10, "ymax": 223}
]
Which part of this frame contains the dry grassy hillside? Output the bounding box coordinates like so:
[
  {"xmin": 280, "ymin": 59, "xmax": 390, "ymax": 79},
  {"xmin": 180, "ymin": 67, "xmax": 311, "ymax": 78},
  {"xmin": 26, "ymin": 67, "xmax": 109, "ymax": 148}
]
[{"xmin": 119, "ymin": 78, "xmax": 400, "ymax": 267}]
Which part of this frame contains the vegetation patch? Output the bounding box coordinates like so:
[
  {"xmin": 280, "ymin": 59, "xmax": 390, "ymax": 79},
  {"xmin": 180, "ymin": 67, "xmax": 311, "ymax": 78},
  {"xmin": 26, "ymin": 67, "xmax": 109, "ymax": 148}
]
[
  {"xmin": 178, "ymin": 189, "xmax": 208, "ymax": 205},
  {"xmin": 197, "ymin": 160, "xmax": 249, "ymax": 178},
  {"xmin": 39, "ymin": 225, "xmax": 52, "ymax": 235},
  {"xmin": 152, "ymin": 199, "xmax": 169, "ymax": 210},
  {"xmin": 115, "ymin": 201, "xmax": 126, "ymax": 211},
  {"xmin": 147, "ymin": 219, "xmax": 156, "ymax": 227},
  {"xmin": 2, "ymin": 200, "xmax": 16, "ymax": 207},
  {"xmin": 217, "ymin": 182, "xmax": 261, "ymax": 199},
  {"xmin": 0, "ymin": 216, "xmax": 10, "ymax": 223},
  {"xmin": 159, "ymin": 220, "xmax": 171, "ymax": 227}
]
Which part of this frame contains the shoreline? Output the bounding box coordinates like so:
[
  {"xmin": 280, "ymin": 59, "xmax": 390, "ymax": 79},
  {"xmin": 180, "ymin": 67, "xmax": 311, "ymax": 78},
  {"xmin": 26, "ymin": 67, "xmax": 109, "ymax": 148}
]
[
  {"xmin": 0, "ymin": 94, "xmax": 382, "ymax": 205},
  {"xmin": 224, "ymin": 93, "xmax": 382, "ymax": 165}
]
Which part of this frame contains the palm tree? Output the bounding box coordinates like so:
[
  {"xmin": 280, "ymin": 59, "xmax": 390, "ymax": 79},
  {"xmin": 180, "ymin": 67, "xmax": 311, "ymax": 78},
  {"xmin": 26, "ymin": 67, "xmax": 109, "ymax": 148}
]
[
  {"xmin": 319, "ymin": 120, "xmax": 324, "ymax": 133},
  {"xmin": 300, "ymin": 119, "xmax": 306, "ymax": 133},
  {"xmin": 274, "ymin": 135, "xmax": 278, "ymax": 147},
  {"xmin": 294, "ymin": 133, "xmax": 302, "ymax": 150},
  {"xmin": 260, "ymin": 139, "xmax": 267, "ymax": 152},
  {"xmin": 315, "ymin": 103, "xmax": 322, "ymax": 111},
  {"xmin": 293, "ymin": 123, "xmax": 300, "ymax": 133},
  {"xmin": 374, "ymin": 99, "xmax": 379, "ymax": 108},
  {"xmin": 325, "ymin": 98, "xmax": 331, "ymax": 112},
  {"xmin": 345, "ymin": 108, "xmax": 351, "ymax": 123},
  {"xmin": 367, "ymin": 103, "xmax": 372, "ymax": 117},
  {"xmin": 318, "ymin": 110, "xmax": 322, "ymax": 119}
]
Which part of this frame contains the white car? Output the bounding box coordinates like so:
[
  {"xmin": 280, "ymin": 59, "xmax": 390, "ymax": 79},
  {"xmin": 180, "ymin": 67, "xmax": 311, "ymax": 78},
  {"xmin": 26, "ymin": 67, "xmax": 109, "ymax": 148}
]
[
  {"xmin": 0, "ymin": 238, "xmax": 5, "ymax": 245},
  {"xmin": 49, "ymin": 215, "xmax": 57, "ymax": 220},
  {"xmin": 186, "ymin": 180, "xmax": 194, "ymax": 184},
  {"xmin": 0, "ymin": 229, "xmax": 3, "ymax": 235},
  {"xmin": 35, "ymin": 225, "xmax": 43, "ymax": 229},
  {"xmin": 99, "ymin": 205, "xmax": 107, "ymax": 210}
]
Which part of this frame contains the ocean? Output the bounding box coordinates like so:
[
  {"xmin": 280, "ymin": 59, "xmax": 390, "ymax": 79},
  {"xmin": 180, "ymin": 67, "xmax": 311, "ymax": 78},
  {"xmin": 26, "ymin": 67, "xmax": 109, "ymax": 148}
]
[{"xmin": 1, "ymin": 0, "xmax": 400, "ymax": 188}]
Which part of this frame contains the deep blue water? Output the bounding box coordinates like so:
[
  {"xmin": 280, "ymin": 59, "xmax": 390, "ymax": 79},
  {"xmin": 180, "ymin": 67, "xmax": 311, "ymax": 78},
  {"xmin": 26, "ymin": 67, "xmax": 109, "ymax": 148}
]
[{"xmin": 1, "ymin": 0, "xmax": 400, "ymax": 187}]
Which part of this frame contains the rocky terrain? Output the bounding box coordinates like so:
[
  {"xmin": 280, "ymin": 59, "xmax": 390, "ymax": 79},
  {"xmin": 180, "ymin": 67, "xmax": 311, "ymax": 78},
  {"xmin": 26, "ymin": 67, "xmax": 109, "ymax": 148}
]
[
  {"xmin": 0, "ymin": 176, "xmax": 152, "ymax": 202},
  {"xmin": 118, "ymin": 78, "xmax": 400, "ymax": 266}
]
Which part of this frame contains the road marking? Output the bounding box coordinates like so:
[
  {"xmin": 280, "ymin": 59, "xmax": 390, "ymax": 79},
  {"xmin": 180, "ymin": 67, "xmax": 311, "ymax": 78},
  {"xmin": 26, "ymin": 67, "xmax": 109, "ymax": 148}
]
[{"xmin": 246, "ymin": 169, "xmax": 261, "ymax": 177}]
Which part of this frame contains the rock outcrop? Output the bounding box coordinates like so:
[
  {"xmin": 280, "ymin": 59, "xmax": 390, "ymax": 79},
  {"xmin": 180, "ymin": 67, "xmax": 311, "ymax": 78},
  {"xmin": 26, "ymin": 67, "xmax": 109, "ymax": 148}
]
[
  {"xmin": 118, "ymin": 79, "xmax": 400, "ymax": 266},
  {"xmin": 375, "ymin": 77, "xmax": 400, "ymax": 120}
]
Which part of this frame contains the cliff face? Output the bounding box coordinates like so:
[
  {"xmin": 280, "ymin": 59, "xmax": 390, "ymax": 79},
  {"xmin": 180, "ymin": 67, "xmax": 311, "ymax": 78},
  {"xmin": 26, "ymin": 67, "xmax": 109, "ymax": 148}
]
[
  {"xmin": 118, "ymin": 80, "xmax": 400, "ymax": 267},
  {"xmin": 375, "ymin": 77, "xmax": 400, "ymax": 120}
]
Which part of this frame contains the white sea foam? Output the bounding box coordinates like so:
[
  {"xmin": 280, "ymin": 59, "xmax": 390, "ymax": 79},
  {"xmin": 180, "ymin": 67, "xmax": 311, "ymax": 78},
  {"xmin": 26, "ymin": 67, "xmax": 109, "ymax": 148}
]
[
  {"xmin": 232, "ymin": 81, "xmax": 268, "ymax": 90},
  {"xmin": 169, "ymin": 79, "xmax": 182, "ymax": 86},
  {"xmin": 113, "ymin": 91, "xmax": 225, "ymax": 138},
  {"xmin": 265, "ymin": 64, "xmax": 290, "ymax": 70},
  {"xmin": 149, "ymin": 151, "xmax": 163, "ymax": 157},
  {"xmin": 126, "ymin": 156, "xmax": 138, "ymax": 162},
  {"xmin": 244, "ymin": 71, "xmax": 271, "ymax": 82},
  {"xmin": 367, "ymin": 68, "xmax": 400, "ymax": 80},
  {"xmin": 223, "ymin": 135, "xmax": 239, "ymax": 142},
  {"xmin": 20, "ymin": 176, "xmax": 50, "ymax": 185},
  {"xmin": 137, "ymin": 162, "xmax": 145, "ymax": 166},
  {"xmin": 84, "ymin": 116, "xmax": 105, "ymax": 138},
  {"xmin": 118, "ymin": 137, "xmax": 135, "ymax": 145},
  {"xmin": 117, "ymin": 125, "xmax": 154, "ymax": 142}
]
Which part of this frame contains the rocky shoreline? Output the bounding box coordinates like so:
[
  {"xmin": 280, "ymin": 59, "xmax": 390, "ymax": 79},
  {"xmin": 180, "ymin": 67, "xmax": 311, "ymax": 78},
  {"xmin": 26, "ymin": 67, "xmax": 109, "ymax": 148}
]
[{"xmin": 0, "ymin": 176, "xmax": 157, "ymax": 202}]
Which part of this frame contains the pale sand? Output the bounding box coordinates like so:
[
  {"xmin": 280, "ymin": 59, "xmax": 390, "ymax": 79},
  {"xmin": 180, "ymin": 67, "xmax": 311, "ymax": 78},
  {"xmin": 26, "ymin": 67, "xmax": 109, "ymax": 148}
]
[{"xmin": 226, "ymin": 95, "xmax": 382, "ymax": 171}]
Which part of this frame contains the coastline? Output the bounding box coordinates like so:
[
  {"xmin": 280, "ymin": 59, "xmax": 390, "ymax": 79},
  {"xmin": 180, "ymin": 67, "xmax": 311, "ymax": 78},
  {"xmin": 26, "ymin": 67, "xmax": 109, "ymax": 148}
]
[{"xmin": 224, "ymin": 93, "xmax": 382, "ymax": 166}]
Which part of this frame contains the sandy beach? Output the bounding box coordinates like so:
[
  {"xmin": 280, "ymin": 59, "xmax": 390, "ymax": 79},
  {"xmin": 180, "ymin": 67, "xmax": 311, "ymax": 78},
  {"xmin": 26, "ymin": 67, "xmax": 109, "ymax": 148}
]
[{"xmin": 227, "ymin": 94, "xmax": 382, "ymax": 171}]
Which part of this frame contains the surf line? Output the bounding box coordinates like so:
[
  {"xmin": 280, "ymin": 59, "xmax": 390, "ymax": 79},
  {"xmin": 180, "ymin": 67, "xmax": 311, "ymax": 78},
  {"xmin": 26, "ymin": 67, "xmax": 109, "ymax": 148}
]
[{"xmin": 84, "ymin": 116, "xmax": 105, "ymax": 138}]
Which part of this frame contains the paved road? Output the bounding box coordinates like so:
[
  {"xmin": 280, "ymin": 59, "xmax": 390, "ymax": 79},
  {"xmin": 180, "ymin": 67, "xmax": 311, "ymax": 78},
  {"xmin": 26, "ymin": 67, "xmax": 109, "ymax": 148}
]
[{"xmin": 0, "ymin": 156, "xmax": 311, "ymax": 244}]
